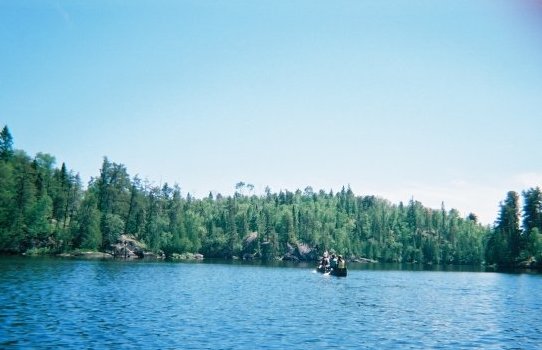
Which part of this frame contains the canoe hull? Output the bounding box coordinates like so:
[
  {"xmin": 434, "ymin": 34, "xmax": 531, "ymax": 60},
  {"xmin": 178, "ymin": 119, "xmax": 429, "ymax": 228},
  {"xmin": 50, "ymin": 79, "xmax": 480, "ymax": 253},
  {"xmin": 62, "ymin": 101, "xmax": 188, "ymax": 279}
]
[
  {"xmin": 316, "ymin": 266, "xmax": 347, "ymax": 277},
  {"xmin": 331, "ymin": 268, "xmax": 347, "ymax": 277}
]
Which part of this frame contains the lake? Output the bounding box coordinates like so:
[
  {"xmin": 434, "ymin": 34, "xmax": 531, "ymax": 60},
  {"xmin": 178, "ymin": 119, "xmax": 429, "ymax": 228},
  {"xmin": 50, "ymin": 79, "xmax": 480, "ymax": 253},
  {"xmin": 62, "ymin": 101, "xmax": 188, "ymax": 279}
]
[{"xmin": 1, "ymin": 257, "xmax": 541, "ymax": 349}]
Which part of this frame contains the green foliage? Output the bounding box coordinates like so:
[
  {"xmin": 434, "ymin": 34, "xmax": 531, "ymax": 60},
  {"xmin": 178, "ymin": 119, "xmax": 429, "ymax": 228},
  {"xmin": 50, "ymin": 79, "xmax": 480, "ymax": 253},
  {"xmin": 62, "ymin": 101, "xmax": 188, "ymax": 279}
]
[
  {"xmin": 101, "ymin": 213, "xmax": 125, "ymax": 249},
  {"xmin": 483, "ymin": 189, "xmax": 542, "ymax": 268},
  {"xmin": 7, "ymin": 124, "xmax": 542, "ymax": 269},
  {"xmin": 24, "ymin": 246, "xmax": 53, "ymax": 255},
  {"xmin": 0, "ymin": 126, "xmax": 14, "ymax": 161},
  {"xmin": 485, "ymin": 191, "xmax": 521, "ymax": 266},
  {"xmin": 74, "ymin": 193, "xmax": 102, "ymax": 250},
  {"xmin": 25, "ymin": 194, "xmax": 53, "ymax": 243},
  {"xmin": 522, "ymin": 187, "xmax": 542, "ymax": 236}
]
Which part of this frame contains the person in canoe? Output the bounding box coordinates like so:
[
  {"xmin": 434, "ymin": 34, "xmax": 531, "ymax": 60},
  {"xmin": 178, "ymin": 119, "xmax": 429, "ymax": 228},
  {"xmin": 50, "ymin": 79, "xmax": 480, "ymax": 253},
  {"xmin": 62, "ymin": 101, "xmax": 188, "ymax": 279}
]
[
  {"xmin": 330, "ymin": 254, "xmax": 338, "ymax": 270},
  {"xmin": 337, "ymin": 255, "xmax": 346, "ymax": 270},
  {"xmin": 331, "ymin": 255, "xmax": 348, "ymax": 277},
  {"xmin": 318, "ymin": 252, "xmax": 330, "ymax": 272}
]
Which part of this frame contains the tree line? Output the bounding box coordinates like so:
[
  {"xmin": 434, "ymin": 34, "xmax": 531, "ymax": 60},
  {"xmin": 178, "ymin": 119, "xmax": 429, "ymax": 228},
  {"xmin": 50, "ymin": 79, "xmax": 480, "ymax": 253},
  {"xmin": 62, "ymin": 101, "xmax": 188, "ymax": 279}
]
[
  {"xmin": 485, "ymin": 189, "xmax": 542, "ymax": 268},
  {"xmin": 0, "ymin": 125, "xmax": 540, "ymax": 267}
]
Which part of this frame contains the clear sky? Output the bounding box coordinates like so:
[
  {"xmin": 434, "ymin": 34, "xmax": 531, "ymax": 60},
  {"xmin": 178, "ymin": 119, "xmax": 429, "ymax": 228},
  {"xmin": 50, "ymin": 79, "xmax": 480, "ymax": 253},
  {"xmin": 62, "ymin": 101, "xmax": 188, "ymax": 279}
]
[{"xmin": 1, "ymin": 0, "xmax": 542, "ymax": 225}]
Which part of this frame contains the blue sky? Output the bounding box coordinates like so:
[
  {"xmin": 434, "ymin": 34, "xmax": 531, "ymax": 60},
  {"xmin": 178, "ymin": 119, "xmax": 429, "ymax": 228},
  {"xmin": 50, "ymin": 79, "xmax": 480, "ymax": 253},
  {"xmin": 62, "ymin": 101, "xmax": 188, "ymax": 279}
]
[{"xmin": 1, "ymin": 0, "xmax": 542, "ymax": 225}]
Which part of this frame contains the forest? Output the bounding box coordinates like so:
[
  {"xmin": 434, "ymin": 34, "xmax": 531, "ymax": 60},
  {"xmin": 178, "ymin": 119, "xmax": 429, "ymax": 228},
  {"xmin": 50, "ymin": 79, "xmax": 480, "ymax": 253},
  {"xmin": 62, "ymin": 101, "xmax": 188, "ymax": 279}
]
[{"xmin": 0, "ymin": 125, "xmax": 541, "ymax": 268}]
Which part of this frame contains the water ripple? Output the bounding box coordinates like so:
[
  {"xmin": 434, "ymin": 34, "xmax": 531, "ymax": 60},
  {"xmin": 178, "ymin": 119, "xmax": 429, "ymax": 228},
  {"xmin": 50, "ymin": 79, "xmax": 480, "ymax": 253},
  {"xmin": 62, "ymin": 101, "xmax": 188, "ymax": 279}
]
[{"xmin": 1, "ymin": 258, "xmax": 541, "ymax": 349}]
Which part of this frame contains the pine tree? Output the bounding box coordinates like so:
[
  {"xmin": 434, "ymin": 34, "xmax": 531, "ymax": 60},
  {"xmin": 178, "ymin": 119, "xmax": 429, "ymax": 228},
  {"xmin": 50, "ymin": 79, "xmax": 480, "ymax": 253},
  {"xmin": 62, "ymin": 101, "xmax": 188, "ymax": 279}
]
[
  {"xmin": 0, "ymin": 126, "xmax": 14, "ymax": 161},
  {"xmin": 522, "ymin": 187, "xmax": 542, "ymax": 234},
  {"xmin": 491, "ymin": 191, "xmax": 521, "ymax": 265},
  {"xmin": 75, "ymin": 193, "xmax": 102, "ymax": 250},
  {"xmin": 521, "ymin": 188, "xmax": 542, "ymax": 260}
]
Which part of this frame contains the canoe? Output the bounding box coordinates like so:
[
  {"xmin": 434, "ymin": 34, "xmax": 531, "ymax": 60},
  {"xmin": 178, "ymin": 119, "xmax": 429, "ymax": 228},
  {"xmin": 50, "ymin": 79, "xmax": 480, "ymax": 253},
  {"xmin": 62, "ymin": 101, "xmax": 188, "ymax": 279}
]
[
  {"xmin": 316, "ymin": 266, "xmax": 347, "ymax": 277},
  {"xmin": 331, "ymin": 267, "xmax": 347, "ymax": 277}
]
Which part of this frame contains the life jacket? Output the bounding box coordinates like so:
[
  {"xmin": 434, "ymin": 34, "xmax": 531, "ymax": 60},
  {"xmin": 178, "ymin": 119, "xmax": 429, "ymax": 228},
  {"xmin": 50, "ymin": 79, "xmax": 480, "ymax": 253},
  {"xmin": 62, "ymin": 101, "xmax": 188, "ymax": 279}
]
[{"xmin": 338, "ymin": 259, "xmax": 346, "ymax": 269}]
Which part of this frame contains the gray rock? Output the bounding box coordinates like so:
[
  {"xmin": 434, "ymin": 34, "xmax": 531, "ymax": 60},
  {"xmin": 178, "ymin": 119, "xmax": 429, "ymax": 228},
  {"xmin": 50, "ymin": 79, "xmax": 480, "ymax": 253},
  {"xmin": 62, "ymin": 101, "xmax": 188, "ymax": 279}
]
[{"xmin": 74, "ymin": 251, "xmax": 113, "ymax": 259}]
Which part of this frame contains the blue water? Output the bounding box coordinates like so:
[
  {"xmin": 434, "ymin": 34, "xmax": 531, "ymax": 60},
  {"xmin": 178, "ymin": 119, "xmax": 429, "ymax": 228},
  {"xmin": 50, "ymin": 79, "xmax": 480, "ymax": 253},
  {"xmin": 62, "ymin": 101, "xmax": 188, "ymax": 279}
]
[{"xmin": 1, "ymin": 257, "xmax": 541, "ymax": 349}]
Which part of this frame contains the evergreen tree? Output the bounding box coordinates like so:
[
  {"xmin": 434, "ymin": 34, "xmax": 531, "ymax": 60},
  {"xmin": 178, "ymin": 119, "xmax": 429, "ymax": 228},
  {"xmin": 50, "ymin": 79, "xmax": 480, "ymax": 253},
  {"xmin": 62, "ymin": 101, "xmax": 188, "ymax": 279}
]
[
  {"xmin": 25, "ymin": 194, "xmax": 53, "ymax": 249},
  {"xmin": 0, "ymin": 125, "xmax": 14, "ymax": 161},
  {"xmin": 74, "ymin": 193, "xmax": 102, "ymax": 250},
  {"xmin": 522, "ymin": 187, "xmax": 542, "ymax": 234},
  {"xmin": 521, "ymin": 188, "xmax": 542, "ymax": 261},
  {"xmin": 487, "ymin": 191, "xmax": 521, "ymax": 266}
]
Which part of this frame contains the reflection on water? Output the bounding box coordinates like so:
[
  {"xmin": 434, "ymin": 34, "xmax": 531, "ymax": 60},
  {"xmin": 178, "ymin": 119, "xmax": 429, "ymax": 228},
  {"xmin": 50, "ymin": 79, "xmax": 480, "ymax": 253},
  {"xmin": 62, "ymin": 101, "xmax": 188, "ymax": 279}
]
[{"xmin": 0, "ymin": 257, "xmax": 541, "ymax": 349}]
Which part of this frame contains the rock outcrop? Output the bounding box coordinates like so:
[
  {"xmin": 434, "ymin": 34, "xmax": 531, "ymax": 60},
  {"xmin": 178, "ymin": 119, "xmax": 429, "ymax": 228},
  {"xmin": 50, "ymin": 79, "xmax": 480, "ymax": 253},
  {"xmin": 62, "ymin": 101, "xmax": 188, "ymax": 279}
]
[
  {"xmin": 170, "ymin": 252, "xmax": 205, "ymax": 260},
  {"xmin": 110, "ymin": 235, "xmax": 150, "ymax": 259},
  {"xmin": 73, "ymin": 251, "xmax": 113, "ymax": 259},
  {"xmin": 282, "ymin": 242, "xmax": 319, "ymax": 261},
  {"xmin": 242, "ymin": 232, "xmax": 259, "ymax": 259}
]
